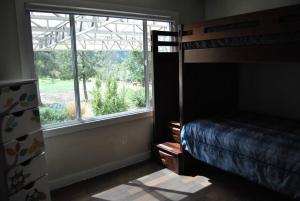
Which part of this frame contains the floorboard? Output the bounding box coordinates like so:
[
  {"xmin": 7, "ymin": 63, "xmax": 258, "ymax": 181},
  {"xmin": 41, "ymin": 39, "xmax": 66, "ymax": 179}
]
[{"xmin": 51, "ymin": 160, "xmax": 292, "ymax": 201}]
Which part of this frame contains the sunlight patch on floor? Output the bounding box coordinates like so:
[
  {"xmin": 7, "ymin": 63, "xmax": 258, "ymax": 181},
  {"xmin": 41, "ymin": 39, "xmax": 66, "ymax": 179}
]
[{"xmin": 92, "ymin": 168, "xmax": 211, "ymax": 201}]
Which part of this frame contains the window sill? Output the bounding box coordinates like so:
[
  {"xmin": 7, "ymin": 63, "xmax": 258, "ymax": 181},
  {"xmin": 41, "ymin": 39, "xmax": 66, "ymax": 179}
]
[{"xmin": 43, "ymin": 108, "xmax": 153, "ymax": 138}]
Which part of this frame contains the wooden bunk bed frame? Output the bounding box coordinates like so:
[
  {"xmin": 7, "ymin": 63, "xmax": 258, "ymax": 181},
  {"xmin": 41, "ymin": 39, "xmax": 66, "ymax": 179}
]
[
  {"xmin": 152, "ymin": 31, "xmax": 179, "ymax": 145},
  {"xmin": 181, "ymin": 4, "xmax": 300, "ymax": 63},
  {"xmin": 152, "ymin": 4, "xmax": 300, "ymax": 198},
  {"xmin": 179, "ymin": 4, "xmax": 300, "ymax": 125}
]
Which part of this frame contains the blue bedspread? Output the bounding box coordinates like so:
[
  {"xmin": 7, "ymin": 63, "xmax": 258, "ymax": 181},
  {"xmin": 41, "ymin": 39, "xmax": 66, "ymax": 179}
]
[{"xmin": 181, "ymin": 113, "xmax": 300, "ymax": 199}]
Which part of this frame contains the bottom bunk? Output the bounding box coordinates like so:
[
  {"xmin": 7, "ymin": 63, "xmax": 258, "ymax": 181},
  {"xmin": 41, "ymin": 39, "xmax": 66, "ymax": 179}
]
[{"xmin": 181, "ymin": 112, "xmax": 300, "ymax": 199}]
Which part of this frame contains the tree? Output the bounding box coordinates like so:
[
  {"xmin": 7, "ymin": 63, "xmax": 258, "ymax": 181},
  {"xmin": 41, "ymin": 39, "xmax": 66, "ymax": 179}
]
[
  {"xmin": 34, "ymin": 51, "xmax": 60, "ymax": 79},
  {"xmin": 77, "ymin": 51, "xmax": 99, "ymax": 101},
  {"xmin": 77, "ymin": 50, "xmax": 123, "ymax": 101},
  {"xmin": 56, "ymin": 50, "xmax": 73, "ymax": 80},
  {"xmin": 34, "ymin": 50, "xmax": 73, "ymax": 80},
  {"xmin": 119, "ymin": 51, "xmax": 144, "ymax": 85}
]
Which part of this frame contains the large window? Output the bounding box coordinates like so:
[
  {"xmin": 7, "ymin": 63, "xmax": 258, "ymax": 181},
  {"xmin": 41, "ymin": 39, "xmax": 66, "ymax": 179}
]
[{"xmin": 30, "ymin": 12, "xmax": 171, "ymax": 127}]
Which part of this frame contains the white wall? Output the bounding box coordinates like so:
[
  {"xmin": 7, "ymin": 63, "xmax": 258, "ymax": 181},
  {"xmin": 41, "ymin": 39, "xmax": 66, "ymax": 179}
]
[
  {"xmin": 0, "ymin": 0, "xmax": 22, "ymax": 79},
  {"xmin": 205, "ymin": 0, "xmax": 300, "ymax": 120},
  {"xmin": 87, "ymin": 0, "xmax": 205, "ymax": 24},
  {"xmin": 1, "ymin": 0, "xmax": 205, "ymax": 190},
  {"xmin": 45, "ymin": 116, "xmax": 153, "ymax": 189}
]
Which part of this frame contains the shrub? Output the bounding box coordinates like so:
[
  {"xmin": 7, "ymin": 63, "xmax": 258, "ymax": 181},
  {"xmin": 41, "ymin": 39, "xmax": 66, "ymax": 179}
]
[
  {"xmin": 39, "ymin": 104, "xmax": 69, "ymax": 125},
  {"xmin": 132, "ymin": 89, "xmax": 146, "ymax": 108},
  {"xmin": 101, "ymin": 75, "xmax": 127, "ymax": 114},
  {"xmin": 65, "ymin": 102, "xmax": 75, "ymax": 120},
  {"xmin": 65, "ymin": 101, "xmax": 88, "ymax": 119},
  {"xmin": 91, "ymin": 74, "xmax": 103, "ymax": 115},
  {"xmin": 91, "ymin": 73, "xmax": 128, "ymax": 116}
]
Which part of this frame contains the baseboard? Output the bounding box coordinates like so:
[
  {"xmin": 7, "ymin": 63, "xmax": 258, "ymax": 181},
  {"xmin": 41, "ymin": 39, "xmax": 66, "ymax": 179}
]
[{"xmin": 48, "ymin": 151, "xmax": 151, "ymax": 190}]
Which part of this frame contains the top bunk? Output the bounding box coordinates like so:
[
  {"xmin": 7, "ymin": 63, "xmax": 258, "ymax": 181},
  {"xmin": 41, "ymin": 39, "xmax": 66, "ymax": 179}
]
[{"xmin": 181, "ymin": 4, "xmax": 300, "ymax": 63}]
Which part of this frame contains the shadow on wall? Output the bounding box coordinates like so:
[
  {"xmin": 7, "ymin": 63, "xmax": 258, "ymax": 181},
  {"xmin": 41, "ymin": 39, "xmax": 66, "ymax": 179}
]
[
  {"xmin": 205, "ymin": 0, "xmax": 300, "ymax": 19},
  {"xmin": 239, "ymin": 63, "xmax": 300, "ymax": 120}
]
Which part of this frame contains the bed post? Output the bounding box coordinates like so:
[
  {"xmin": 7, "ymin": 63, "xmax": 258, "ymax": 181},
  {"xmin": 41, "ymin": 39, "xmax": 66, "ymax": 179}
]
[
  {"xmin": 178, "ymin": 24, "xmax": 184, "ymax": 127},
  {"xmin": 178, "ymin": 24, "xmax": 196, "ymax": 174}
]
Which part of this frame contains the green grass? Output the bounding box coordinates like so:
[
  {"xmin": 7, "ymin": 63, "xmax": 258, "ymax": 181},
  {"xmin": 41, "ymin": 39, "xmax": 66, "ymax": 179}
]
[
  {"xmin": 38, "ymin": 78, "xmax": 145, "ymax": 108},
  {"xmin": 38, "ymin": 78, "xmax": 146, "ymax": 125},
  {"xmin": 39, "ymin": 79, "xmax": 74, "ymax": 93}
]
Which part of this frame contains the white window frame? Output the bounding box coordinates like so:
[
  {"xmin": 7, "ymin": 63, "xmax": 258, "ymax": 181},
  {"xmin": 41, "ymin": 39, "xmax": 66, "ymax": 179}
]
[{"xmin": 15, "ymin": 1, "xmax": 177, "ymax": 136}]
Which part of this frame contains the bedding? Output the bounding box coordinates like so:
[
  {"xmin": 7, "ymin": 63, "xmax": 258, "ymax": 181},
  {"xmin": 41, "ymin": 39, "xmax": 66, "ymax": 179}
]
[{"xmin": 181, "ymin": 112, "xmax": 300, "ymax": 199}]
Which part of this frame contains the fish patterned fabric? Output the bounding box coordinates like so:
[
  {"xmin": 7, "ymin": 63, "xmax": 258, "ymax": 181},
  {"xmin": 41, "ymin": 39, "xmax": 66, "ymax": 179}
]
[{"xmin": 181, "ymin": 112, "xmax": 300, "ymax": 199}]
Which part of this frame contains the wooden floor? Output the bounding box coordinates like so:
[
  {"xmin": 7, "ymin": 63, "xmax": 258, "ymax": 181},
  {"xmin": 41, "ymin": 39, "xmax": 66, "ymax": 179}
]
[{"xmin": 51, "ymin": 160, "xmax": 292, "ymax": 201}]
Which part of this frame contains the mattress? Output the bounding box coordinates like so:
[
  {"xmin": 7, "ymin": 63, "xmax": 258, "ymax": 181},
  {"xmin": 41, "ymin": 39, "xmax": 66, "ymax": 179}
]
[{"xmin": 181, "ymin": 112, "xmax": 300, "ymax": 199}]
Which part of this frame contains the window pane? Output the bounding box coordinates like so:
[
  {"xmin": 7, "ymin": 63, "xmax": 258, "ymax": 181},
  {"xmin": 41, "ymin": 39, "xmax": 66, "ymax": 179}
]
[
  {"xmin": 74, "ymin": 15, "xmax": 145, "ymax": 119},
  {"xmin": 30, "ymin": 12, "xmax": 77, "ymax": 126}
]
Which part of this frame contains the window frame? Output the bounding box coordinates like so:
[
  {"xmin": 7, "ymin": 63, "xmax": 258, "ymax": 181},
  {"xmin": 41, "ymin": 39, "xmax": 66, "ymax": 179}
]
[{"xmin": 22, "ymin": 3, "xmax": 176, "ymax": 134}]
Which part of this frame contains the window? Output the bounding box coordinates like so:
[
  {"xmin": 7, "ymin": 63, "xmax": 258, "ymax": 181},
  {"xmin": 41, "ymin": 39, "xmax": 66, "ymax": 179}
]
[{"xmin": 29, "ymin": 11, "xmax": 172, "ymax": 127}]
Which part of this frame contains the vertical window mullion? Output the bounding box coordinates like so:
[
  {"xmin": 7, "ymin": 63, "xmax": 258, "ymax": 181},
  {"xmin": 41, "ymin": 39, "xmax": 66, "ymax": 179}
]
[
  {"xmin": 69, "ymin": 14, "xmax": 82, "ymax": 120},
  {"xmin": 143, "ymin": 20, "xmax": 150, "ymax": 108}
]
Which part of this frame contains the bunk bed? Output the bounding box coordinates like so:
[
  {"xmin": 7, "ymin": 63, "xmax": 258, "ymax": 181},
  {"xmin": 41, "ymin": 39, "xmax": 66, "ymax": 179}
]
[{"xmin": 152, "ymin": 4, "xmax": 300, "ymax": 200}]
